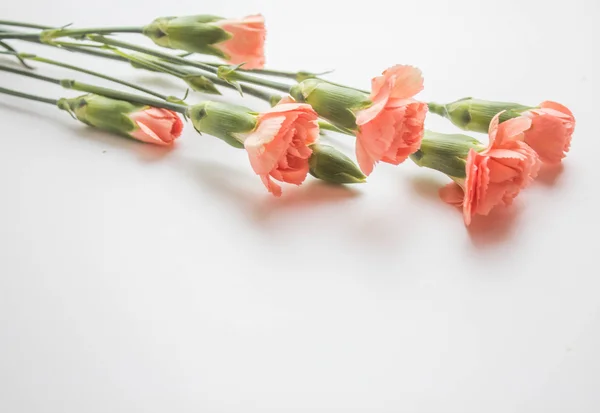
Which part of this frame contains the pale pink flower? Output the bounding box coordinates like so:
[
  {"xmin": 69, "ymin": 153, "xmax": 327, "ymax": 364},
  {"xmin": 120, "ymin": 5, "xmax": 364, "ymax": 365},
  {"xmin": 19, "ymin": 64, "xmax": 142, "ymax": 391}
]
[
  {"xmin": 244, "ymin": 100, "xmax": 319, "ymax": 196},
  {"xmin": 129, "ymin": 107, "xmax": 183, "ymax": 145},
  {"xmin": 440, "ymin": 113, "xmax": 541, "ymax": 225},
  {"xmin": 214, "ymin": 14, "xmax": 266, "ymax": 69},
  {"xmin": 522, "ymin": 101, "xmax": 575, "ymax": 164},
  {"xmin": 355, "ymin": 65, "xmax": 428, "ymax": 175}
]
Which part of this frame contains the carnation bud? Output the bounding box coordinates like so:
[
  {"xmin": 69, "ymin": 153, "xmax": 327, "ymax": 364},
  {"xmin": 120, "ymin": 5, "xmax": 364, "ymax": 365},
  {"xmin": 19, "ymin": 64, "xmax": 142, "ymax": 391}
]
[
  {"xmin": 183, "ymin": 75, "xmax": 221, "ymax": 95},
  {"xmin": 428, "ymin": 98, "xmax": 533, "ymax": 133},
  {"xmin": 143, "ymin": 15, "xmax": 231, "ymax": 58},
  {"xmin": 290, "ymin": 79, "xmax": 371, "ymax": 131},
  {"xmin": 57, "ymin": 94, "xmax": 182, "ymax": 145},
  {"xmin": 308, "ymin": 144, "xmax": 366, "ymax": 184},
  {"xmin": 410, "ymin": 130, "xmax": 484, "ymax": 179},
  {"xmin": 187, "ymin": 101, "xmax": 257, "ymax": 148},
  {"xmin": 58, "ymin": 94, "xmax": 141, "ymax": 135}
]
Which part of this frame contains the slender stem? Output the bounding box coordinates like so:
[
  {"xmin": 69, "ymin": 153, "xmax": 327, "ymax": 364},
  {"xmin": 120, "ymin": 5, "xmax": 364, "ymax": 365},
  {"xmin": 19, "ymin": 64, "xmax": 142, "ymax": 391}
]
[
  {"xmin": 149, "ymin": 59, "xmax": 279, "ymax": 102},
  {"xmin": 113, "ymin": 49, "xmax": 280, "ymax": 103},
  {"xmin": 4, "ymin": 51, "xmax": 169, "ymax": 99},
  {"xmin": 0, "ymin": 32, "xmax": 41, "ymax": 40},
  {"xmin": 88, "ymin": 35, "xmax": 219, "ymax": 74},
  {"xmin": 0, "ymin": 40, "xmax": 33, "ymax": 68},
  {"xmin": 0, "ymin": 64, "xmax": 188, "ymax": 114},
  {"xmin": 0, "ymin": 63, "xmax": 61, "ymax": 84},
  {"xmin": 232, "ymin": 71, "xmax": 292, "ymax": 93},
  {"xmin": 0, "ymin": 20, "xmax": 53, "ymax": 30},
  {"xmin": 114, "ymin": 50, "xmax": 189, "ymax": 77},
  {"xmin": 57, "ymin": 43, "xmax": 129, "ymax": 62},
  {"xmin": 89, "ymin": 35, "xmax": 292, "ymax": 93},
  {"xmin": 0, "ymin": 30, "xmax": 129, "ymax": 62},
  {"xmin": 322, "ymin": 80, "xmax": 369, "ymax": 95},
  {"xmin": 49, "ymin": 26, "xmax": 144, "ymax": 38},
  {"xmin": 0, "ymin": 85, "xmax": 57, "ymax": 105},
  {"xmin": 62, "ymin": 80, "xmax": 188, "ymax": 113},
  {"xmin": 318, "ymin": 120, "xmax": 355, "ymax": 136},
  {"xmin": 203, "ymin": 62, "xmax": 298, "ymax": 80}
]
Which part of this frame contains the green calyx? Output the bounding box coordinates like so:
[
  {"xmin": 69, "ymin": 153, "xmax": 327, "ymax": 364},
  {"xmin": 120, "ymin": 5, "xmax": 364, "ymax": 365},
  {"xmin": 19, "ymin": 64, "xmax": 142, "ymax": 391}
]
[
  {"xmin": 143, "ymin": 15, "xmax": 230, "ymax": 57},
  {"xmin": 183, "ymin": 74, "xmax": 221, "ymax": 94},
  {"xmin": 290, "ymin": 79, "xmax": 371, "ymax": 131},
  {"xmin": 410, "ymin": 130, "xmax": 485, "ymax": 179},
  {"xmin": 57, "ymin": 94, "xmax": 141, "ymax": 136},
  {"xmin": 187, "ymin": 101, "xmax": 257, "ymax": 148},
  {"xmin": 429, "ymin": 98, "xmax": 533, "ymax": 133},
  {"xmin": 308, "ymin": 144, "xmax": 366, "ymax": 184}
]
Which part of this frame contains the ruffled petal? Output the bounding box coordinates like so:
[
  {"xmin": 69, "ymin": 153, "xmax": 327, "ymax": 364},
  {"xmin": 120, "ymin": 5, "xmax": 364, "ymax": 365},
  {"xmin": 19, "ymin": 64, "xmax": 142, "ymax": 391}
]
[
  {"xmin": 495, "ymin": 116, "xmax": 532, "ymax": 145},
  {"xmin": 439, "ymin": 182, "xmax": 464, "ymax": 206},
  {"xmin": 370, "ymin": 65, "xmax": 424, "ymax": 100}
]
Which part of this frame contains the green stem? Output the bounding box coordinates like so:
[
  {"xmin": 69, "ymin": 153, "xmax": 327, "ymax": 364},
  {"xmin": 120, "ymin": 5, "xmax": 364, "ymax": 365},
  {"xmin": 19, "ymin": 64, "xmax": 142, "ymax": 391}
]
[
  {"xmin": 231, "ymin": 71, "xmax": 292, "ymax": 93},
  {"xmin": 318, "ymin": 120, "xmax": 355, "ymax": 136},
  {"xmin": 0, "ymin": 20, "xmax": 53, "ymax": 30},
  {"xmin": 3, "ymin": 51, "xmax": 169, "ymax": 100},
  {"xmin": 0, "ymin": 40, "xmax": 33, "ymax": 68},
  {"xmin": 61, "ymin": 44, "xmax": 128, "ymax": 61},
  {"xmin": 0, "ymin": 63, "xmax": 61, "ymax": 84},
  {"xmin": 48, "ymin": 26, "xmax": 144, "ymax": 38},
  {"xmin": 115, "ymin": 50, "xmax": 280, "ymax": 103},
  {"xmin": 61, "ymin": 80, "xmax": 187, "ymax": 113},
  {"xmin": 88, "ymin": 35, "xmax": 218, "ymax": 73},
  {"xmin": 89, "ymin": 35, "xmax": 292, "ymax": 93},
  {"xmin": 0, "ymin": 30, "xmax": 129, "ymax": 62},
  {"xmin": 150, "ymin": 59, "xmax": 279, "ymax": 102},
  {"xmin": 0, "ymin": 32, "xmax": 42, "ymax": 40},
  {"xmin": 0, "ymin": 64, "xmax": 187, "ymax": 114},
  {"xmin": 203, "ymin": 62, "xmax": 298, "ymax": 80},
  {"xmin": 321, "ymin": 80, "xmax": 369, "ymax": 95},
  {"xmin": 0, "ymin": 85, "xmax": 58, "ymax": 105}
]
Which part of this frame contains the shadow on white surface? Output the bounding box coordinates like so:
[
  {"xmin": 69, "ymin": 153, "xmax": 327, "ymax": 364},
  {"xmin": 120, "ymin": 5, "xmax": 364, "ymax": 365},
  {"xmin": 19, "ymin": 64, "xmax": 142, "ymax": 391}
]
[
  {"xmin": 535, "ymin": 162, "xmax": 565, "ymax": 186},
  {"xmin": 257, "ymin": 180, "xmax": 361, "ymax": 214},
  {"xmin": 62, "ymin": 123, "xmax": 177, "ymax": 162},
  {"xmin": 0, "ymin": 100, "xmax": 60, "ymax": 124},
  {"xmin": 181, "ymin": 157, "xmax": 361, "ymax": 220},
  {"xmin": 467, "ymin": 204, "xmax": 521, "ymax": 247},
  {"xmin": 408, "ymin": 174, "xmax": 446, "ymax": 202},
  {"xmin": 408, "ymin": 174, "xmax": 521, "ymax": 246},
  {"xmin": 1, "ymin": 100, "xmax": 177, "ymax": 161}
]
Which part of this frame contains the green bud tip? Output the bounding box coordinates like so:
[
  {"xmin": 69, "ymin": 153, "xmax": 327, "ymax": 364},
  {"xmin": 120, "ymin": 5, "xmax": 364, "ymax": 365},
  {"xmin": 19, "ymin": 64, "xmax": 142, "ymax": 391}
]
[
  {"xmin": 410, "ymin": 130, "xmax": 485, "ymax": 179},
  {"xmin": 143, "ymin": 15, "xmax": 230, "ymax": 57},
  {"xmin": 183, "ymin": 75, "xmax": 221, "ymax": 95},
  {"xmin": 186, "ymin": 101, "xmax": 257, "ymax": 149},
  {"xmin": 290, "ymin": 79, "xmax": 370, "ymax": 131},
  {"xmin": 269, "ymin": 95, "xmax": 283, "ymax": 107},
  {"xmin": 427, "ymin": 102, "xmax": 448, "ymax": 118},
  {"xmin": 432, "ymin": 98, "xmax": 533, "ymax": 133},
  {"xmin": 309, "ymin": 143, "xmax": 366, "ymax": 185}
]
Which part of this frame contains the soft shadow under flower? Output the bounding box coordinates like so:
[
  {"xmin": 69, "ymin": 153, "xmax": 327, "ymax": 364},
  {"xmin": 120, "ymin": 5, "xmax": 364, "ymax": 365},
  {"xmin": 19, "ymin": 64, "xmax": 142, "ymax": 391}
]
[
  {"xmin": 535, "ymin": 162, "xmax": 565, "ymax": 186},
  {"xmin": 257, "ymin": 180, "xmax": 361, "ymax": 216},
  {"xmin": 467, "ymin": 203, "xmax": 522, "ymax": 247},
  {"xmin": 408, "ymin": 174, "xmax": 448, "ymax": 202}
]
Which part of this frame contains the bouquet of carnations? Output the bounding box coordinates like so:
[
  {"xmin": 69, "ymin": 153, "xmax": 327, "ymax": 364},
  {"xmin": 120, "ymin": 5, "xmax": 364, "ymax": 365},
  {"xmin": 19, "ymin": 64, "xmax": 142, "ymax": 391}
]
[{"xmin": 0, "ymin": 14, "xmax": 575, "ymax": 225}]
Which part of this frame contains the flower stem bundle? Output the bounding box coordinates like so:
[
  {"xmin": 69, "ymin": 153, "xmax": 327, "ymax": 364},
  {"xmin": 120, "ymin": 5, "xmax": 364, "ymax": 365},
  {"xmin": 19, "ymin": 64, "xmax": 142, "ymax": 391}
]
[{"xmin": 0, "ymin": 15, "xmax": 576, "ymax": 225}]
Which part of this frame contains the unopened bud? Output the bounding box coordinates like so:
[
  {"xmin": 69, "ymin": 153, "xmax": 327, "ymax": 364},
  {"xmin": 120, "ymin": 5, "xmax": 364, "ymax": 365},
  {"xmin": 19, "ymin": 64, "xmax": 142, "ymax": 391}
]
[
  {"xmin": 429, "ymin": 98, "xmax": 533, "ymax": 133},
  {"xmin": 187, "ymin": 101, "xmax": 257, "ymax": 148},
  {"xmin": 409, "ymin": 130, "xmax": 484, "ymax": 179},
  {"xmin": 290, "ymin": 79, "xmax": 371, "ymax": 131},
  {"xmin": 57, "ymin": 94, "xmax": 182, "ymax": 145},
  {"xmin": 183, "ymin": 75, "xmax": 221, "ymax": 94},
  {"xmin": 58, "ymin": 94, "xmax": 139, "ymax": 134},
  {"xmin": 308, "ymin": 144, "xmax": 366, "ymax": 184},
  {"xmin": 143, "ymin": 15, "xmax": 230, "ymax": 57}
]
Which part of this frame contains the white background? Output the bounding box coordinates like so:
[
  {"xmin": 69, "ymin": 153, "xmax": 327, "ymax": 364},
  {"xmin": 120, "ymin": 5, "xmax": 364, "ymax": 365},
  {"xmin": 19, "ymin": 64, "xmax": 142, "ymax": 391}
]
[{"xmin": 1, "ymin": 1, "xmax": 599, "ymax": 412}]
